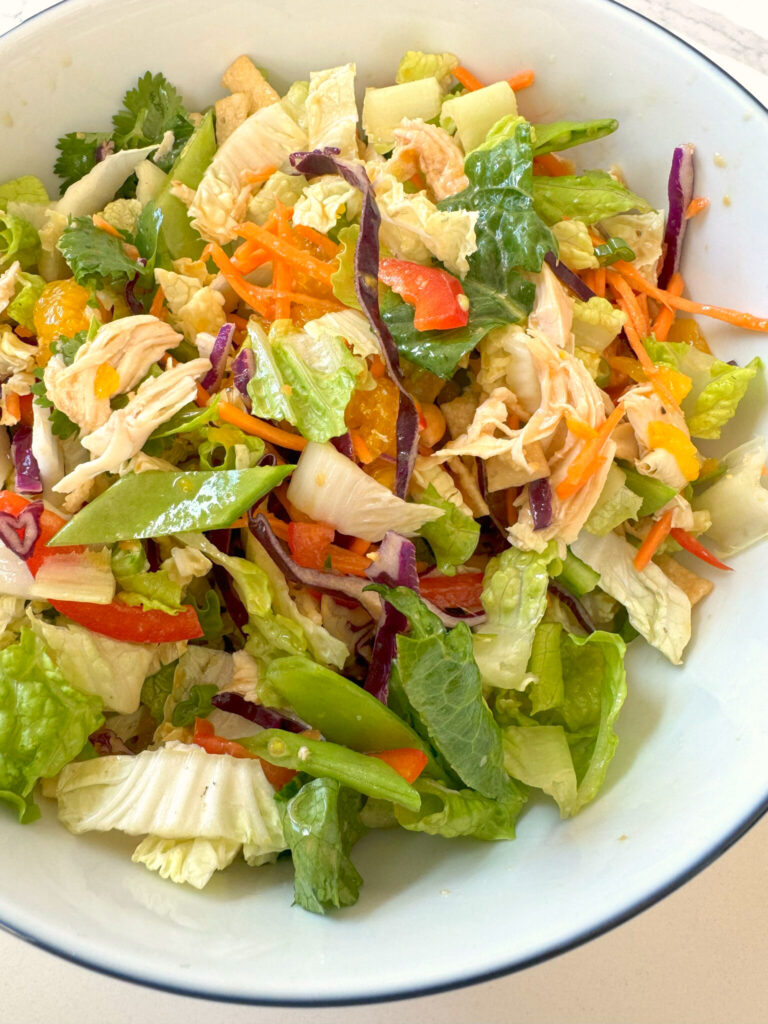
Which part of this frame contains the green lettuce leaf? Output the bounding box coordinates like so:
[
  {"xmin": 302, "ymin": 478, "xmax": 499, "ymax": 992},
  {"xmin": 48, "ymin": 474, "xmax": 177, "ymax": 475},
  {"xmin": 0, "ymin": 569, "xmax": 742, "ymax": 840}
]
[
  {"xmin": 499, "ymin": 627, "xmax": 626, "ymax": 816},
  {"xmin": 531, "ymin": 118, "xmax": 619, "ymax": 156},
  {"xmin": 0, "ymin": 628, "xmax": 103, "ymax": 822},
  {"xmin": 394, "ymin": 776, "xmax": 525, "ymax": 839},
  {"xmin": 644, "ymin": 337, "xmax": 761, "ymax": 440},
  {"xmin": 371, "ymin": 585, "xmax": 507, "ymax": 799},
  {"xmin": 693, "ymin": 437, "xmax": 768, "ymax": 556},
  {"xmin": 584, "ymin": 464, "xmax": 642, "ymax": 535},
  {"xmin": 280, "ymin": 776, "xmax": 365, "ymax": 914},
  {"xmin": 246, "ymin": 320, "xmax": 363, "ymax": 443},
  {"xmin": 572, "ymin": 296, "xmax": 626, "ymax": 352},
  {"xmin": 6, "ymin": 272, "xmax": 45, "ymax": 331},
  {"xmin": 0, "ymin": 210, "xmax": 39, "ymax": 271},
  {"xmin": 117, "ymin": 568, "xmax": 184, "ymax": 612},
  {"xmin": 472, "ymin": 542, "xmax": 559, "ymax": 690},
  {"xmin": 396, "ymin": 50, "xmax": 459, "ymax": 88},
  {"xmin": 0, "ymin": 175, "xmax": 49, "ymax": 209},
  {"xmin": 140, "ymin": 659, "xmax": 178, "ymax": 721},
  {"xmin": 171, "ymin": 683, "xmax": 218, "ymax": 727},
  {"xmin": 329, "ymin": 224, "xmax": 361, "ymax": 310},
  {"xmin": 197, "ymin": 423, "xmax": 265, "ymax": 471},
  {"xmin": 532, "ymin": 170, "xmax": 652, "ymax": 226},
  {"xmin": 417, "ymin": 483, "xmax": 480, "ymax": 574}
]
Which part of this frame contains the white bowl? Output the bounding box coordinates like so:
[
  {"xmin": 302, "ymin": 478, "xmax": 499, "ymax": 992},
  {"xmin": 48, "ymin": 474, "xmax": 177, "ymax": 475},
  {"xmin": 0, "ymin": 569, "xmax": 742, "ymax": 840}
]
[{"xmin": 1, "ymin": 0, "xmax": 767, "ymax": 1006}]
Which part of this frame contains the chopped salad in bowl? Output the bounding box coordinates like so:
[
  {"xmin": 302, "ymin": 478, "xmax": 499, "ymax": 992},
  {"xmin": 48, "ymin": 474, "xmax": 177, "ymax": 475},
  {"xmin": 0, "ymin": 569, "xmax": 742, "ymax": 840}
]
[{"xmin": 0, "ymin": 49, "xmax": 766, "ymax": 913}]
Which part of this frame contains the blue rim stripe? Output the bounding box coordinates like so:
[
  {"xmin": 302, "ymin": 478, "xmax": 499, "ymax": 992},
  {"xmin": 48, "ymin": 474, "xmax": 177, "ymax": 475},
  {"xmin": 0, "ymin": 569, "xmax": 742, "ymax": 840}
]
[{"xmin": 0, "ymin": 0, "xmax": 766, "ymax": 1006}]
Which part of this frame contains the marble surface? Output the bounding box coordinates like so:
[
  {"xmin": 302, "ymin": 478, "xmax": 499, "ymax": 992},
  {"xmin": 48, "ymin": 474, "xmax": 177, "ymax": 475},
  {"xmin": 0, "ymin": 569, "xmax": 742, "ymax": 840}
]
[{"xmin": 0, "ymin": 1, "xmax": 766, "ymax": 1021}]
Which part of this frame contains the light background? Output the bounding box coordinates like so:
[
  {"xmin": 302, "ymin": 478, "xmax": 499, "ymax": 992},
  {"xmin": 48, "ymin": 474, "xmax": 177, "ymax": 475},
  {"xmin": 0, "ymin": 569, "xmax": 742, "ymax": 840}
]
[{"xmin": 0, "ymin": 0, "xmax": 766, "ymax": 1021}]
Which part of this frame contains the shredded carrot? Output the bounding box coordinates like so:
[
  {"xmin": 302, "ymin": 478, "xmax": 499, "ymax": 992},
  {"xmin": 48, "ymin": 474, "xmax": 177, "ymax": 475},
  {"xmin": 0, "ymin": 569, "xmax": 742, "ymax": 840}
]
[
  {"xmin": 4, "ymin": 393, "xmax": 20, "ymax": 421},
  {"xmin": 330, "ymin": 547, "xmax": 372, "ymax": 577},
  {"xmin": 505, "ymin": 487, "xmax": 518, "ymax": 526},
  {"xmin": 149, "ymin": 286, "xmax": 167, "ymax": 321},
  {"xmin": 269, "ymin": 291, "xmax": 343, "ymax": 312},
  {"xmin": 556, "ymin": 404, "xmax": 625, "ymax": 501},
  {"xmin": 273, "ymin": 200, "xmax": 293, "ymax": 322},
  {"xmin": 652, "ymin": 272, "xmax": 684, "ymax": 341},
  {"xmin": 350, "ymin": 431, "xmax": 375, "ymax": 464},
  {"xmin": 581, "ymin": 269, "xmax": 599, "ymax": 293},
  {"xmin": 264, "ymin": 514, "xmax": 290, "ymax": 541},
  {"xmin": 613, "ymin": 260, "xmax": 768, "ymax": 334},
  {"xmin": 293, "ymin": 224, "xmax": 340, "ymax": 259},
  {"xmin": 242, "ymin": 166, "xmax": 278, "ymax": 185},
  {"xmin": 633, "ymin": 509, "xmax": 674, "ymax": 572},
  {"xmin": 507, "ymin": 69, "xmax": 535, "ymax": 91},
  {"xmin": 453, "ymin": 65, "xmax": 484, "ymax": 91},
  {"xmin": 636, "ymin": 292, "xmax": 649, "ymax": 330},
  {"xmin": 606, "ymin": 270, "xmax": 649, "ymax": 338},
  {"xmin": 205, "ymin": 243, "xmax": 274, "ymax": 317},
  {"xmin": 218, "ymin": 402, "xmax": 307, "ymax": 451},
  {"xmin": 594, "ymin": 267, "xmax": 607, "ymax": 298},
  {"xmin": 232, "ymin": 245, "xmax": 271, "ymax": 275},
  {"xmin": 195, "ymin": 382, "xmax": 210, "ymax": 407},
  {"xmin": 370, "ymin": 355, "xmax": 387, "ymax": 379},
  {"xmin": 228, "ymin": 312, "xmax": 249, "ymax": 330},
  {"xmin": 14, "ymin": 326, "xmax": 35, "ymax": 339},
  {"xmin": 685, "ymin": 196, "xmax": 710, "ymax": 220},
  {"xmin": 533, "ymin": 153, "xmax": 571, "ymax": 177},
  {"xmin": 235, "ymin": 223, "xmax": 336, "ymax": 286},
  {"xmin": 92, "ymin": 213, "xmax": 140, "ymax": 260},
  {"xmin": 349, "ymin": 537, "xmax": 372, "ymax": 556},
  {"xmin": 565, "ymin": 415, "xmax": 597, "ymax": 441}
]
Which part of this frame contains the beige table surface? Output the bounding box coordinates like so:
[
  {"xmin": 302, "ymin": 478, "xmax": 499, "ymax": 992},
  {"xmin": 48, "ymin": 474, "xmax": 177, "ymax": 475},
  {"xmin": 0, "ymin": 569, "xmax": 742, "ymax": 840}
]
[{"xmin": 0, "ymin": 1, "xmax": 766, "ymax": 1021}]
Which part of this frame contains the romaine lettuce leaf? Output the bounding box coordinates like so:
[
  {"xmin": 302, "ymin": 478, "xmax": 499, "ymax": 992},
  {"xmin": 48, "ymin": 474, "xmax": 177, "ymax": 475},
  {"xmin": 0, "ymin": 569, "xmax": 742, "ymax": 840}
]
[
  {"xmin": 140, "ymin": 659, "xmax": 177, "ymax": 721},
  {"xmin": 0, "ymin": 628, "xmax": 103, "ymax": 822},
  {"xmin": 417, "ymin": 483, "xmax": 480, "ymax": 574},
  {"xmin": 644, "ymin": 337, "xmax": 761, "ymax": 440},
  {"xmin": 330, "ymin": 224, "xmax": 361, "ymax": 310},
  {"xmin": 0, "ymin": 211, "xmax": 39, "ymax": 271},
  {"xmin": 693, "ymin": 437, "xmax": 768, "ymax": 556},
  {"xmin": 279, "ymin": 776, "xmax": 365, "ymax": 914},
  {"xmin": 371, "ymin": 585, "xmax": 507, "ymax": 799},
  {"xmin": 531, "ymin": 118, "xmax": 619, "ymax": 156},
  {"xmin": 550, "ymin": 220, "xmax": 598, "ymax": 271},
  {"xmin": 532, "ymin": 170, "xmax": 652, "ymax": 226},
  {"xmin": 394, "ymin": 776, "xmax": 525, "ymax": 839},
  {"xmin": 396, "ymin": 50, "xmax": 458, "ymax": 88},
  {"xmin": 473, "ymin": 542, "xmax": 560, "ymax": 690},
  {"xmin": 572, "ymin": 296, "xmax": 626, "ymax": 352},
  {"xmin": 246, "ymin": 319, "xmax": 363, "ymax": 443},
  {"xmin": 584, "ymin": 464, "xmax": 642, "ymax": 535},
  {"xmin": 0, "ymin": 175, "xmax": 49, "ymax": 209},
  {"xmin": 6, "ymin": 272, "xmax": 45, "ymax": 331},
  {"xmin": 499, "ymin": 627, "xmax": 626, "ymax": 816}
]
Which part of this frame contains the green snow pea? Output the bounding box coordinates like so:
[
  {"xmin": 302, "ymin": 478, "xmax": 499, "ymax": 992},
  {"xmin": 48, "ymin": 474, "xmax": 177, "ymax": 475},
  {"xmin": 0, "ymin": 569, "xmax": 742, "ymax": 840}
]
[
  {"xmin": 49, "ymin": 467, "xmax": 292, "ymax": 545},
  {"xmin": 264, "ymin": 656, "xmax": 447, "ymax": 776},
  {"xmin": 619, "ymin": 463, "xmax": 677, "ymax": 518},
  {"xmin": 239, "ymin": 730, "xmax": 421, "ymax": 811},
  {"xmin": 156, "ymin": 110, "xmax": 216, "ymax": 259}
]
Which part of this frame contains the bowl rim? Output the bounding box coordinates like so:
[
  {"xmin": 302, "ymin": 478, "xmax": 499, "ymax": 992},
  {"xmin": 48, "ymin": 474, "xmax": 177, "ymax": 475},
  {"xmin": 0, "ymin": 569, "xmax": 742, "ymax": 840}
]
[{"xmin": 0, "ymin": 0, "xmax": 767, "ymax": 1007}]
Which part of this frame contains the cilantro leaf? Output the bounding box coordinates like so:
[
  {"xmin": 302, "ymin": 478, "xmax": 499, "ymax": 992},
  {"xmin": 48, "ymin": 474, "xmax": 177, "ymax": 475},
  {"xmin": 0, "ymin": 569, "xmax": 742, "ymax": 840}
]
[
  {"xmin": 112, "ymin": 72, "xmax": 193, "ymax": 170},
  {"xmin": 31, "ymin": 369, "xmax": 79, "ymax": 439},
  {"xmin": 51, "ymin": 330, "xmax": 89, "ymax": 367},
  {"xmin": 57, "ymin": 216, "xmax": 145, "ymax": 289},
  {"xmin": 54, "ymin": 132, "xmax": 111, "ymax": 195}
]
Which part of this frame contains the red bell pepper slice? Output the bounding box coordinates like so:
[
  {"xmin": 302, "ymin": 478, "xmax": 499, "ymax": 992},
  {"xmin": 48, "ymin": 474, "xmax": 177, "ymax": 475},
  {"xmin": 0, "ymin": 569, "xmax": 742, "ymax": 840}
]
[
  {"xmin": 287, "ymin": 521, "xmax": 335, "ymax": 571},
  {"xmin": 418, "ymin": 572, "xmax": 485, "ymax": 613},
  {"xmin": 50, "ymin": 599, "xmax": 204, "ymax": 643},
  {"xmin": 368, "ymin": 747, "xmax": 428, "ymax": 784},
  {"xmin": 378, "ymin": 259, "xmax": 469, "ymax": 331},
  {"xmin": 192, "ymin": 718, "xmax": 297, "ymax": 789},
  {"xmin": 0, "ymin": 491, "xmax": 83, "ymax": 574},
  {"xmin": 669, "ymin": 528, "xmax": 733, "ymax": 571}
]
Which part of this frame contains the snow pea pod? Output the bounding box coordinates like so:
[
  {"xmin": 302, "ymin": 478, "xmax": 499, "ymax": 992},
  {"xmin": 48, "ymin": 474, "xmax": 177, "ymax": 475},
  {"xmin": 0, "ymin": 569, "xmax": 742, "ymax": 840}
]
[
  {"xmin": 156, "ymin": 109, "xmax": 216, "ymax": 259},
  {"xmin": 264, "ymin": 656, "xmax": 448, "ymax": 782},
  {"xmin": 239, "ymin": 730, "xmax": 421, "ymax": 811},
  {"xmin": 49, "ymin": 467, "xmax": 292, "ymax": 545}
]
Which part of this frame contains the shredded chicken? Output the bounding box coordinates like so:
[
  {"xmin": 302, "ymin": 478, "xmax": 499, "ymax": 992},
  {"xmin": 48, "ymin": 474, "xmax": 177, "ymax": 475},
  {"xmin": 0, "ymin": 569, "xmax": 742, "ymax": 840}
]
[
  {"xmin": 53, "ymin": 359, "xmax": 210, "ymax": 494},
  {"xmin": 622, "ymin": 383, "xmax": 693, "ymax": 489},
  {"xmin": 0, "ymin": 261, "xmax": 21, "ymax": 316},
  {"xmin": 390, "ymin": 119, "xmax": 469, "ymax": 200},
  {"xmin": 528, "ymin": 263, "xmax": 574, "ymax": 351},
  {"xmin": 43, "ymin": 315, "xmax": 182, "ymax": 434}
]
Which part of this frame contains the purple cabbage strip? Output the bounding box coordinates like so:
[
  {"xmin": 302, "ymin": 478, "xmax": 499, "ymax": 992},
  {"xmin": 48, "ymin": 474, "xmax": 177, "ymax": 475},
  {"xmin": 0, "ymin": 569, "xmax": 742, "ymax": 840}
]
[
  {"xmin": 290, "ymin": 148, "xmax": 419, "ymax": 497},
  {"xmin": 529, "ymin": 477, "xmax": 553, "ymax": 531},
  {"xmin": 210, "ymin": 691, "xmax": 306, "ymax": 733},
  {"xmin": 0, "ymin": 500, "xmax": 43, "ymax": 560},
  {"xmin": 422, "ymin": 602, "xmax": 486, "ymax": 629},
  {"xmin": 207, "ymin": 528, "xmax": 249, "ymax": 632},
  {"xmin": 476, "ymin": 459, "xmax": 509, "ymax": 539},
  {"xmin": 200, "ymin": 322, "xmax": 235, "ymax": 393},
  {"xmin": 125, "ymin": 273, "xmax": 143, "ymax": 314},
  {"xmin": 248, "ymin": 511, "xmax": 374, "ymax": 605},
  {"xmin": 95, "ymin": 139, "xmax": 115, "ymax": 162},
  {"xmin": 548, "ymin": 581, "xmax": 595, "ymax": 634},
  {"xmin": 232, "ymin": 347, "xmax": 254, "ymax": 410},
  {"xmin": 363, "ymin": 532, "xmax": 419, "ymax": 702},
  {"xmin": 11, "ymin": 426, "xmax": 42, "ymax": 494},
  {"xmin": 89, "ymin": 729, "xmax": 134, "ymax": 756},
  {"xmin": 331, "ymin": 433, "xmax": 355, "ymax": 460},
  {"xmin": 544, "ymin": 252, "xmax": 596, "ymax": 301},
  {"xmin": 658, "ymin": 143, "xmax": 695, "ymax": 289}
]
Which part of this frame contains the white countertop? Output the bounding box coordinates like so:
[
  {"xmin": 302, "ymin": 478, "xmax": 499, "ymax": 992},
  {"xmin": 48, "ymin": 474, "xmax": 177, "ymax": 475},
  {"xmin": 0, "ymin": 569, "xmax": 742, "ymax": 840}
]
[{"xmin": 0, "ymin": 1, "xmax": 766, "ymax": 1021}]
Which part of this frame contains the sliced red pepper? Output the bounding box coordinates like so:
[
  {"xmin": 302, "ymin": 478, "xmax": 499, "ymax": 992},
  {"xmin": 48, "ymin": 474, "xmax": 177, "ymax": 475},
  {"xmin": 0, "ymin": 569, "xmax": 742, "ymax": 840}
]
[
  {"xmin": 50, "ymin": 599, "xmax": 204, "ymax": 643},
  {"xmin": 287, "ymin": 521, "xmax": 335, "ymax": 571},
  {"xmin": 368, "ymin": 747, "xmax": 428, "ymax": 784},
  {"xmin": 192, "ymin": 717, "xmax": 297, "ymax": 789},
  {"xmin": 418, "ymin": 572, "xmax": 485, "ymax": 613},
  {"xmin": 0, "ymin": 491, "xmax": 83, "ymax": 574},
  {"xmin": 669, "ymin": 528, "xmax": 733, "ymax": 571},
  {"xmin": 378, "ymin": 259, "xmax": 469, "ymax": 331}
]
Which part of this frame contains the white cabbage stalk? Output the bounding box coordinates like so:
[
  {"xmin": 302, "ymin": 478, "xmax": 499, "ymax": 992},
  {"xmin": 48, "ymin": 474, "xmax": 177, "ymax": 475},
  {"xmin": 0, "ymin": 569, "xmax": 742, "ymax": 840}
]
[
  {"xmin": 571, "ymin": 530, "xmax": 691, "ymax": 664},
  {"xmin": 286, "ymin": 442, "xmax": 443, "ymax": 542},
  {"xmin": 131, "ymin": 836, "xmax": 242, "ymax": 890},
  {"xmin": 306, "ymin": 63, "xmax": 359, "ymax": 160},
  {"xmin": 693, "ymin": 437, "xmax": 768, "ymax": 556},
  {"xmin": 0, "ymin": 544, "xmax": 36, "ymax": 597},
  {"xmin": 31, "ymin": 403, "xmax": 65, "ymax": 502},
  {"xmin": 56, "ymin": 743, "xmax": 286, "ymax": 856},
  {"xmin": 54, "ymin": 358, "xmax": 210, "ymax": 494},
  {"xmin": 190, "ymin": 103, "xmax": 308, "ymax": 244},
  {"xmin": 43, "ymin": 315, "xmax": 183, "ymax": 434},
  {"xmin": 292, "ymin": 175, "xmax": 361, "ymax": 234},
  {"xmin": 0, "ymin": 261, "xmax": 21, "ymax": 316},
  {"xmin": 57, "ymin": 143, "xmax": 161, "ymax": 218},
  {"xmin": 441, "ymin": 81, "xmax": 518, "ymax": 152},
  {"xmin": 31, "ymin": 549, "xmax": 116, "ymax": 605},
  {"xmin": 303, "ymin": 309, "xmax": 380, "ymax": 359}
]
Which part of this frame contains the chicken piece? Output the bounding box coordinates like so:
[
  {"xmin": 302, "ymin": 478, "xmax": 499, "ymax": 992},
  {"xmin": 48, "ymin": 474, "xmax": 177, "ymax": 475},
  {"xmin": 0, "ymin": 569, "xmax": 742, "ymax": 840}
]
[
  {"xmin": 43, "ymin": 315, "xmax": 182, "ymax": 434},
  {"xmin": 528, "ymin": 263, "xmax": 574, "ymax": 351},
  {"xmin": 53, "ymin": 359, "xmax": 210, "ymax": 494},
  {"xmin": 654, "ymin": 554, "xmax": 714, "ymax": 607},
  {"xmin": 169, "ymin": 180, "xmax": 196, "ymax": 206},
  {"xmin": 0, "ymin": 323, "xmax": 36, "ymax": 377},
  {"xmin": 215, "ymin": 93, "xmax": 251, "ymax": 145},
  {"xmin": 222, "ymin": 56, "xmax": 280, "ymax": 114},
  {"xmin": 190, "ymin": 104, "xmax": 307, "ymax": 245},
  {"xmin": 390, "ymin": 119, "xmax": 468, "ymax": 200},
  {"xmin": 0, "ymin": 261, "xmax": 21, "ymax": 316},
  {"xmin": 622, "ymin": 383, "xmax": 692, "ymax": 489}
]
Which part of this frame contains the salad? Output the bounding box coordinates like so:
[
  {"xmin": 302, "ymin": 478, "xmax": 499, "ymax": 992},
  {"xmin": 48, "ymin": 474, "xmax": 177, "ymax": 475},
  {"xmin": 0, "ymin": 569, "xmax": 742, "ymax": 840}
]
[{"xmin": 0, "ymin": 50, "xmax": 766, "ymax": 914}]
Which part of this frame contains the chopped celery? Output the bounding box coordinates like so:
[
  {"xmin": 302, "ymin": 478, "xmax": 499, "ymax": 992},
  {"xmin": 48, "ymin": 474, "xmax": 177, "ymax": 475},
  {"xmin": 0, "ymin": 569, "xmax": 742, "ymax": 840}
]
[
  {"xmin": 554, "ymin": 550, "xmax": 600, "ymax": 597},
  {"xmin": 155, "ymin": 110, "xmax": 216, "ymax": 258},
  {"xmin": 620, "ymin": 463, "xmax": 678, "ymax": 517},
  {"xmin": 362, "ymin": 79, "xmax": 442, "ymax": 152},
  {"xmin": 441, "ymin": 82, "xmax": 518, "ymax": 152}
]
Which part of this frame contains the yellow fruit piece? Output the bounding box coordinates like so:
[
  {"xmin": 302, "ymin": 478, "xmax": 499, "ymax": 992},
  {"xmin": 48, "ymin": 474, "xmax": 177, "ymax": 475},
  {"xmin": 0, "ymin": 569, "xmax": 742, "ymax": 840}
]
[
  {"xmin": 344, "ymin": 377, "xmax": 399, "ymax": 462},
  {"xmin": 93, "ymin": 363, "xmax": 120, "ymax": 399},
  {"xmin": 647, "ymin": 421, "xmax": 700, "ymax": 481},
  {"xmin": 33, "ymin": 280, "xmax": 92, "ymax": 365},
  {"xmin": 667, "ymin": 316, "xmax": 711, "ymax": 354},
  {"xmin": 652, "ymin": 365, "xmax": 692, "ymax": 404}
]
